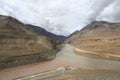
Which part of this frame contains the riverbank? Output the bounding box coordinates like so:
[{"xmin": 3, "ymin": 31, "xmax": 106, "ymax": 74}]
[{"xmin": 0, "ymin": 44, "xmax": 120, "ymax": 80}]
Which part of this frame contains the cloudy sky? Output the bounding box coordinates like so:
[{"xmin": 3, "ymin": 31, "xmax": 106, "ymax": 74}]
[{"xmin": 0, "ymin": 0, "xmax": 120, "ymax": 36}]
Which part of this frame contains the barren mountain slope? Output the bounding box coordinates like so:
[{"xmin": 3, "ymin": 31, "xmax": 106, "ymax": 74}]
[
  {"xmin": 25, "ymin": 24, "xmax": 66, "ymax": 42},
  {"xmin": 0, "ymin": 15, "xmax": 60, "ymax": 69},
  {"xmin": 66, "ymin": 21, "xmax": 120, "ymax": 60}
]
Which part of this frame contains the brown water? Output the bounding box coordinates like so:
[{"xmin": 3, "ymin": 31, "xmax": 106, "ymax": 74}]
[{"xmin": 0, "ymin": 44, "xmax": 120, "ymax": 80}]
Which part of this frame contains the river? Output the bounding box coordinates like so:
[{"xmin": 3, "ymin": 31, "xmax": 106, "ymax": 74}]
[{"xmin": 0, "ymin": 44, "xmax": 120, "ymax": 80}]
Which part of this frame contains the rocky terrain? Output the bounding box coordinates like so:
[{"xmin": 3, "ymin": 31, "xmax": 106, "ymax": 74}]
[
  {"xmin": 14, "ymin": 68, "xmax": 120, "ymax": 80},
  {"xmin": 66, "ymin": 21, "xmax": 120, "ymax": 60},
  {"xmin": 51, "ymin": 70, "xmax": 120, "ymax": 80},
  {"xmin": 0, "ymin": 15, "xmax": 63, "ymax": 70},
  {"xmin": 25, "ymin": 24, "xmax": 66, "ymax": 42}
]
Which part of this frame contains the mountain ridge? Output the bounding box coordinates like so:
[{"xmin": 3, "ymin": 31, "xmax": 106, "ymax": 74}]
[
  {"xmin": 0, "ymin": 15, "xmax": 63, "ymax": 69},
  {"xmin": 66, "ymin": 21, "xmax": 120, "ymax": 60},
  {"xmin": 25, "ymin": 24, "xmax": 66, "ymax": 42}
]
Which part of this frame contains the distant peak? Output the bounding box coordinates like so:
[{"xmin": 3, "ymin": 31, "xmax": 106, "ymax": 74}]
[
  {"xmin": 91, "ymin": 21, "xmax": 109, "ymax": 24},
  {"xmin": 0, "ymin": 15, "xmax": 12, "ymax": 19}
]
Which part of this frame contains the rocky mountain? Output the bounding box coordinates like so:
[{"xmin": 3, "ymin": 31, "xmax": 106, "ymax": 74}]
[
  {"xmin": 65, "ymin": 30, "xmax": 79, "ymax": 43},
  {"xmin": 25, "ymin": 24, "xmax": 66, "ymax": 42},
  {"xmin": 67, "ymin": 21, "xmax": 120, "ymax": 60},
  {"xmin": 0, "ymin": 15, "xmax": 61, "ymax": 69}
]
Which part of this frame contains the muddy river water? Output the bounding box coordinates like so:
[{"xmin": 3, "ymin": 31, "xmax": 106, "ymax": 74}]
[{"xmin": 0, "ymin": 44, "xmax": 120, "ymax": 80}]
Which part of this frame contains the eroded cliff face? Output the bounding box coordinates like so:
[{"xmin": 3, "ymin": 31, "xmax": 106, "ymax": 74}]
[
  {"xmin": 66, "ymin": 21, "xmax": 120, "ymax": 60},
  {"xmin": 0, "ymin": 15, "xmax": 60, "ymax": 69}
]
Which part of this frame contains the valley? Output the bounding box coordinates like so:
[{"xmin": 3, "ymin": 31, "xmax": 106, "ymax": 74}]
[{"xmin": 0, "ymin": 15, "xmax": 120, "ymax": 80}]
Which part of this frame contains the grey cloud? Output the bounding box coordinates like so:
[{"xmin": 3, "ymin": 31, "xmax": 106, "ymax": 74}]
[
  {"xmin": 0, "ymin": 0, "xmax": 120, "ymax": 36},
  {"xmin": 98, "ymin": 0, "xmax": 120, "ymax": 22},
  {"xmin": 85, "ymin": 0, "xmax": 115, "ymax": 23},
  {"xmin": 0, "ymin": 0, "xmax": 90, "ymax": 36}
]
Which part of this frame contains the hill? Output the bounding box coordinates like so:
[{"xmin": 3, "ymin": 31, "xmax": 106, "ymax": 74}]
[
  {"xmin": 25, "ymin": 24, "xmax": 66, "ymax": 42},
  {"xmin": 66, "ymin": 21, "xmax": 120, "ymax": 60},
  {"xmin": 0, "ymin": 15, "xmax": 61, "ymax": 69}
]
